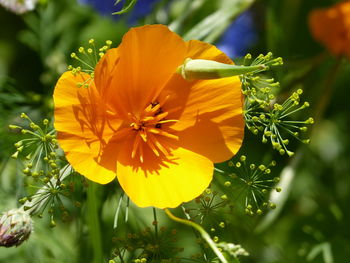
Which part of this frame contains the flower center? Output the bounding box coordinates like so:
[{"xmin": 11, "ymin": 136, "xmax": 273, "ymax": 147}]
[{"xmin": 128, "ymin": 100, "xmax": 178, "ymax": 163}]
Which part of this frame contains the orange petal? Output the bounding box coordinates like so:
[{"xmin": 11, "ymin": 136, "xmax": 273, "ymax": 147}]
[
  {"xmin": 308, "ymin": 2, "xmax": 350, "ymax": 57},
  {"xmin": 57, "ymin": 133, "xmax": 117, "ymax": 184},
  {"xmin": 94, "ymin": 48, "xmax": 130, "ymax": 118},
  {"xmin": 54, "ymin": 71, "xmax": 122, "ymax": 183},
  {"xmin": 108, "ymin": 25, "xmax": 187, "ymax": 115},
  {"xmin": 159, "ymin": 41, "xmax": 244, "ymax": 163},
  {"xmin": 116, "ymin": 143, "xmax": 213, "ymax": 208}
]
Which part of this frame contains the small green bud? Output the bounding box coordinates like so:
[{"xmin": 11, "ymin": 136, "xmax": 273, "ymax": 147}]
[
  {"xmin": 11, "ymin": 152, "xmax": 19, "ymax": 159},
  {"xmin": 29, "ymin": 123, "xmax": 39, "ymax": 130},
  {"xmin": 258, "ymin": 165, "xmax": 266, "ymax": 171},
  {"xmin": 17, "ymin": 146, "xmax": 23, "ymax": 152},
  {"xmin": 220, "ymin": 194, "xmax": 228, "ymax": 200},
  {"xmin": 286, "ymin": 150, "xmax": 294, "ymax": 157},
  {"xmin": 306, "ymin": 117, "xmax": 314, "ymax": 124},
  {"xmin": 9, "ymin": 125, "xmax": 21, "ymax": 130},
  {"xmin": 273, "ymin": 177, "xmax": 280, "ymax": 183},
  {"xmin": 20, "ymin": 113, "xmax": 28, "ymax": 119},
  {"xmin": 219, "ymin": 222, "xmax": 225, "ymax": 228},
  {"xmin": 50, "ymin": 220, "xmax": 56, "ymax": 228}
]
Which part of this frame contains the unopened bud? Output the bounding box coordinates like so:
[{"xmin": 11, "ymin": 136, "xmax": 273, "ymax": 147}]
[
  {"xmin": 0, "ymin": 209, "xmax": 33, "ymax": 247},
  {"xmin": 176, "ymin": 58, "xmax": 266, "ymax": 80}
]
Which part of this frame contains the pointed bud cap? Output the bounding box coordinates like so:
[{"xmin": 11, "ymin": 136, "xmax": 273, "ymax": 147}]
[{"xmin": 176, "ymin": 58, "xmax": 267, "ymax": 80}]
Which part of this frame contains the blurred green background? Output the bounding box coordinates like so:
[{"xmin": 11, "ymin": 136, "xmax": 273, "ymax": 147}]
[{"xmin": 1, "ymin": 0, "xmax": 349, "ymax": 262}]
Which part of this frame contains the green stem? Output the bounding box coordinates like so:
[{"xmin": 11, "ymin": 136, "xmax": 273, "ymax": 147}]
[
  {"xmin": 87, "ymin": 181, "xmax": 103, "ymax": 263},
  {"xmin": 153, "ymin": 207, "xmax": 159, "ymax": 239},
  {"xmin": 164, "ymin": 208, "xmax": 228, "ymax": 263},
  {"xmin": 313, "ymin": 56, "xmax": 343, "ymax": 123}
]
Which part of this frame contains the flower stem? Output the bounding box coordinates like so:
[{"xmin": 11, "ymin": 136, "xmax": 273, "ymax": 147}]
[
  {"xmin": 313, "ymin": 56, "xmax": 343, "ymax": 123},
  {"xmin": 153, "ymin": 207, "xmax": 158, "ymax": 239},
  {"xmin": 164, "ymin": 208, "xmax": 228, "ymax": 263},
  {"xmin": 87, "ymin": 181, "xmax": 103, "ymax": 263}
]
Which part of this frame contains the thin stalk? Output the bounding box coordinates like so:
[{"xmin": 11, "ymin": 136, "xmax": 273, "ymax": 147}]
[
  {"xmin": 164, "ymin": 208, "xmax": 228, "ymax": 263},
  {"xmin": 313, "ymin": 57, "xmax": 343, "ymax": 123},
  {"xmin": 153, "ymin": 207, "xmax": 159, "ymax": 239},
  {"xmin": 87, "ymin": 181, "xmax": 103, "ymax": 263}
]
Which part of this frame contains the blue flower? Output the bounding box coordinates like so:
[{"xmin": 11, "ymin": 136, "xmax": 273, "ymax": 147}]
[
  {"xmin": 78, "ymin": 0, "xmax": 160, "ymax": 22},
  {"xmin": 217, "ymin": 11, "xmax": 257, "ymax": 58}
]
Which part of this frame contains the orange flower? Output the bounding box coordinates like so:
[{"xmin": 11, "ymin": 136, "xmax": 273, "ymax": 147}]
[
  {"xmin": 309, "ymin": 1, "xmax": 350, "ymax": 58},
  {"xmin": 53, "ymin": 25, "xmax": 244, "ymax": 208}
]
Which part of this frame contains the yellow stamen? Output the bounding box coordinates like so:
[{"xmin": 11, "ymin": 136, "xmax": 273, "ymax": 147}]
[{"xmin": 148, "ymin": 128, "xmax": 178, "ymax": 140}]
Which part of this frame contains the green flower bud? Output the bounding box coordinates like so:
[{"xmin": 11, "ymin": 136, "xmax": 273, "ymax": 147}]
[
  {"xmin": 0, "ymin": 209, "xmax": 33, "ymax": 247},
  {"xmin": 177, "ymin": 58, "xmax": 266, "ymax": 80}
]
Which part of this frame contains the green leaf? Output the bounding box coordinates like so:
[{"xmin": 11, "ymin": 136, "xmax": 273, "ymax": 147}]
[
  {"xmin": 182, "ymin": 0, "xmax": 254, "ymax": 41},
  {"xmin": 112, "ymin": 0, "xmax": 138, "ymax": 15}
]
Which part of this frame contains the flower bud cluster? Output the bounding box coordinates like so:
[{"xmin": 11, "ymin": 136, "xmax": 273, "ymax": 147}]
[
  {"xmin": 68, "ymin": 39, "xmax": 113, "ymax": 88},
  {"xmin": 218, "ymin": 155, "xmax": 279, "ymax": 216},
  {"xmin": 111, "ymin": 226, "xmax": 182, "ymax": 262},
  {"xmin": 9, "ymin": 114, "xmax": 76, "ymax": 225},
  {"xmin": 241, "ymin": 52, "xmax": 283, "ymax": 99},
  {"xmin": 184, "ymin": 188, "xmax": 229, "ymax": 224},
  {"xmin": 10, "ymin": 114, "xmax": 59, "ymax": 178},
  {"xmin": 241, "ymin": 53, "xmax": 313, "ymax": 156}
]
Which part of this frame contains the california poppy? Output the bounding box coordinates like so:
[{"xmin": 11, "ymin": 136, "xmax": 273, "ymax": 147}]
[
  {"xmin": 309, "ymin": 1, "xmax": 350, "ymax": 58},
  {"xmin": 54, "ymin": 25, "xmax": 244, "ymax": 208}
]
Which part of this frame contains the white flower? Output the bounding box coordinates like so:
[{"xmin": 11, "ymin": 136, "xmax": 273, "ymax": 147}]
[{"xmin": 0, "ymin": 0, "xmax": 38, "ymax": 14}]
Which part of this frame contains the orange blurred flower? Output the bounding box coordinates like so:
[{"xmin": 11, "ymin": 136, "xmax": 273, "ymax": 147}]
[
  {"xmin": 53, "ymin": 25, "xmax": 244, "ymax": 208},
  {"xmin": 309, "ymin": 1, "xmax": 350, "ymax": 58}
]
